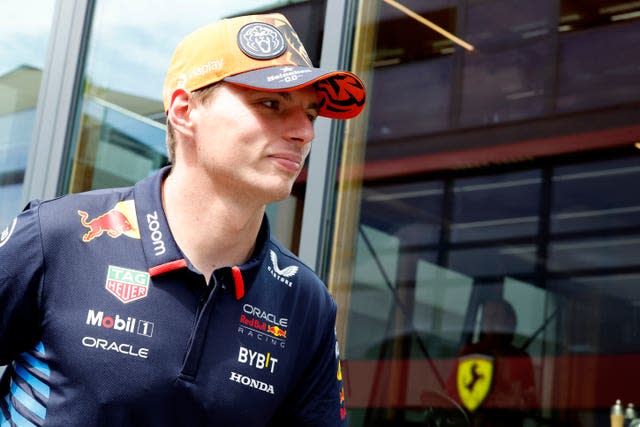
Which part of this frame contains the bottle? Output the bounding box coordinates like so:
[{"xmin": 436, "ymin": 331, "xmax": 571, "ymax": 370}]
[
  {"xmin": 626, "ymin": 403, "xmax": 638, "ymax": 427},
  {"xmin": 612, "ymin": 399, "xmax": 624, "ymax": 427}
]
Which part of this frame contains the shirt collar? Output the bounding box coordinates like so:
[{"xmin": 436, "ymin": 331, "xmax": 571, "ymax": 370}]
[{"xmin": 133, "ymin": 166, "xmax": 271, "ymax": 298}]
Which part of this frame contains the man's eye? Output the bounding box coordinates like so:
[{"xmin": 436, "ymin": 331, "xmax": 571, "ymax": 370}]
[
  {"xmin": 262, "ymin": 100, "xmax": 279, "ymax": 110},
  {"xmin": 307, "ymin": 113, "xmax": 318, "ymax": 123}
]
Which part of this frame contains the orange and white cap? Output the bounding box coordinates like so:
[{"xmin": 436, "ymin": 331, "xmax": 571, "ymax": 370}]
[{"xmin": 162, "ymin": 13, "xmax": 366, "ymax": 119}]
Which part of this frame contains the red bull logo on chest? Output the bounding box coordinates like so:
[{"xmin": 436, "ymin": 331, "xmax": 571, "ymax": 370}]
[
  {"xmin": 78, "ymin": 200, "xmax": 140, "ymax": 242},
  {"xmin": 106, "ymin": 265, "xmax": 150, "ymax": 303}
]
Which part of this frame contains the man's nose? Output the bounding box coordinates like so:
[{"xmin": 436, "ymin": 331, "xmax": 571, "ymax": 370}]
[{"xmin": 286, "ymin": 108, "xmax": 315, "ymax": 145}]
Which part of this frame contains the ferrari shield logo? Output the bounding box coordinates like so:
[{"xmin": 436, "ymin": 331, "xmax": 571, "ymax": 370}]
[{"xmin": 456, "ymin": 354, "xmax": 494, "ymax": 412}]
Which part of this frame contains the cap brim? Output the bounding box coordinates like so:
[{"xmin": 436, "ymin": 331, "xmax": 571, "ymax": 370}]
[{"xmin": 224, "ymin": 66, "xmax": 366, "ymax": 119}]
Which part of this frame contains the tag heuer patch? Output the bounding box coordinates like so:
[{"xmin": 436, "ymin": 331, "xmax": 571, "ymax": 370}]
[{"xmin": 105, "ymin": 265, "xmax": 150, "ymax": 303}]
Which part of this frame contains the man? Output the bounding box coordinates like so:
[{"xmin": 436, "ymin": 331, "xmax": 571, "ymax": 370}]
[
  {"xmin": 0, "ymin": 13, "xmax": 365, "ymax": 426},
  {"xmin": 445, "ymin": 299, "xmax": 538, "ymax": 427}
]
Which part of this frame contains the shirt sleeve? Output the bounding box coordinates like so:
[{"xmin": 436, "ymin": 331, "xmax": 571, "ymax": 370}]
[
  {"xmin": 268, "ymin": 299, "xmax": 347, "ymax": 427},
  {"xmin": 0, "ymin": 201, "xmax": 45, "ymax": 364}
]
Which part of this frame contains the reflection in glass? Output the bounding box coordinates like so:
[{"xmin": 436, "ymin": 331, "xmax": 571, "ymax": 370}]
[
  {"xmin": 347, "ymin": 225, "xmax": 400, "ymax": 359},
  {"xmin": 340, "ymin": 148, "xmax": 640, "ymax": 426},
  {"xmin": 331, "ymin": 1, "xmax": 640, "ymax": 426},
  {"xmin": 557, "ymin": 21, "xmax": 640, "ymax": 112},
  {"xmin": 451, "ymin": 171, "xmax": 541, "ymax": 242},
  {"xmin": 551, "ymin": 157, "xmax": 640, "ymax": 233},
  {"xmin": 414, "ymin": 262, "xmax": 473, "ymax": 357},
  {"xmin": 461, "ymin": 0, "xmax": 552, "ymax": 126},
  {"xmin": 66, "ymin": 0, "xmax": 172, "ymax": 191},
  {"xmin": 0, "ymin": 3, "xmax": 55, "ymax": 225}
]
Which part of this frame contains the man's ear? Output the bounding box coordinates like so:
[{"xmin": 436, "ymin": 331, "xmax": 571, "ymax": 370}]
[{"xmin": 167, "ymin": 89, "xmax": 195, "ymax": 138}]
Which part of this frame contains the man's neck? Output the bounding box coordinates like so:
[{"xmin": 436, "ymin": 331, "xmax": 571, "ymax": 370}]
[{"xmin": 161, "ymin": 166, "xmax": 264, "ymax": 281}]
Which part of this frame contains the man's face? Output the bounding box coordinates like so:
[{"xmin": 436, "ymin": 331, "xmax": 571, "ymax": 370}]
[{"xmin": 188, "ymin": 83, "xmax": 319, "ymax": 204}]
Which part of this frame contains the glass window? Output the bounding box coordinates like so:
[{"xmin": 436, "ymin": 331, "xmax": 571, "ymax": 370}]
[
  {"xmin": 556, "ymin": 5, "xmax": 640, "ymax": 112},
  {"xmin": 346, "ymin": 225, "xmax": 401, "ymax": 359},
  {"xmin": 551, "ymin": 157, "xmax": 640, "ymax": 233},
  {"xmin": 460, "ymin": 0, "xmax": 553, "ymax": 126},
  {"xmin": 65, "ymin": 0, "xmax": 326, "ymax": 249},
  {"xmin": 451, "ymin": 171, "xmax": 541, "ymax": 242},
  {"xmin": 329, "ymin": 1, "xmax": 640, "ymax": 426},
  {"xmin": 0, "ymin": 1, "xmax": 55, "ymax": 226}
]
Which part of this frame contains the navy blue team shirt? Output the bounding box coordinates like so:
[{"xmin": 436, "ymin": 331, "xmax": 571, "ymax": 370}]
[{"xmin": 0, "ymin": 166, "xmax": 347, "ymax": 426}]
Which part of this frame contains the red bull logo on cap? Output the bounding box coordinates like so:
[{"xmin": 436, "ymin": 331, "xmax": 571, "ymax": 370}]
[{"xmin": 78, "ymin": 200, "xmax": 140, "ymax": 242}]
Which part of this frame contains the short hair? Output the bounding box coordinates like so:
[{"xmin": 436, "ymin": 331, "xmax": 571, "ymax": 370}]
[
  {"xmin": 165, "ymin": 82, "xmax": 222, "ymax": 163},
  {"xmin": 481, "ymin": 299, "xmax": 517, "ymax": 335}
]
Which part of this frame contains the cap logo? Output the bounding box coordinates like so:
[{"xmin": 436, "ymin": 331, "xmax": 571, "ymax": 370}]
[{"xmin": 237, "ymin": 22, "xmax": 286, "ymax": 60}]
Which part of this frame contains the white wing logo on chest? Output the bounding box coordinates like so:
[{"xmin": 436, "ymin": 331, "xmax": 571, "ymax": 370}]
[
  {"xmin": 0, "ymin": 218, "xmax": 17, "ymax": 248},
  {"xmin": 270, "ymin": 250, "xmax": 299, "ymax": 278}
]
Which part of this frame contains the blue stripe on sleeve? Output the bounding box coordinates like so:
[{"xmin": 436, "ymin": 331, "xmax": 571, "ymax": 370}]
[
  {"xmin": 19, "ymin": 353, "xmax": 50, "ymax": 378},
  {"xmin": 10, "ymin": 382, "xmax": 46, "ymax": 422},
  {"xmin": 14, "ymin": 364, "xmax": 50, "ymax": 398},
  {"xmin": 4, "ymin": 396, "xmax": 37, "ymax": 427},
  {"xmin": 33, "ymin": 342, "xmax": 45, "ymax": 356}
]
